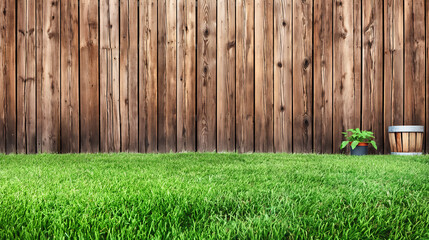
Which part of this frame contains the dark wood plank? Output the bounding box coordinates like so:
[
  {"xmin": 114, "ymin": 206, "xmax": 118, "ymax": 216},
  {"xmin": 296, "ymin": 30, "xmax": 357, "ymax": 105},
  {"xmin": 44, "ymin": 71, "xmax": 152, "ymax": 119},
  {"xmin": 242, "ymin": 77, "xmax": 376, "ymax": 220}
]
[
  {"xmin": 41, "ymin": 0, "xmax": 60, "ymax": 153},
  {"xmin": 292, "ymin": 0, "xmax": 312, "ymax": 153},
  {"xmin": 100, "ymin": 0, "xmax": 120, "ymax": 152},
  {"xmin": 36, "ymin": 0, "xmax": 43, "ymax": 153},
  {"xmin": 217, "ymin": 0, "xmax": 235, "ymax": 152},
  {"xmin": 236, "ymin": 0, "xmax": 254, "ymax": 153},
  {"xmin": 333, "ymin": 0, "xmax": 361, "ymax": 153},
  {"xmin": 139, "ymin": 0, "xmax": 157, "ymax": 153},
  {"xmin": 17, "ymin": 0, "xmax": 36, "ymax": 153},
  {"xmin": 60, "ymin": 0, "xmax": 79, "ymax": 153},
  {"xmin": 177, "ymin": 0, "xmax": 196, "ymax": 152},
  {"xmin": 363, "ymin": 0, "xmax": 383, "ymax": 154},
  {"xmin": 384, "ymin": 0, "xmax": 404, "ymax": 153},
  {"xmin": 119, "ymin": 0, "xmax": 139, "ymax": 152},
  {"xmin": 404, "ymin": 0, "xmax": 425, "ymax": 138},
  {"xmin": 157, "ymin": 0, "xmax": 177, "ymax": 153},
  {"xmin": 0, "ymin": 0, "xmax": 16, "ymax": 153},
  {"xmin": 197, "ymin": 0, "xmax": 216, "ymax": 151},
  {"xmin": 427, "ymin": 0, "xmax": 429, "ymax": 153},
  {"xmin": 80, "ymin": 0, "xmax": 99, "ymax": 152},
  {"xmin": 313, "ymin": 0, "xmax": 333, "ymax": 153}
]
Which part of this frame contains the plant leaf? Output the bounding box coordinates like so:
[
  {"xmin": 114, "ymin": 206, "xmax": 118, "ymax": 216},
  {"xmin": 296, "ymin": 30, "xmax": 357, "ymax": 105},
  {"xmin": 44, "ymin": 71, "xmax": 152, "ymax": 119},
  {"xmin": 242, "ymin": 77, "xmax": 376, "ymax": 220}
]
[
  {"xmin": 370, "ymin": 140, "xmax": 377, "ymax": 150},
  {"xmin": 351, "ymin": 141, "xmax": 360, "ymax": 150},
  {"xmin": 341, "ymin": 141, "xmax": 349, "ymax": 149}
]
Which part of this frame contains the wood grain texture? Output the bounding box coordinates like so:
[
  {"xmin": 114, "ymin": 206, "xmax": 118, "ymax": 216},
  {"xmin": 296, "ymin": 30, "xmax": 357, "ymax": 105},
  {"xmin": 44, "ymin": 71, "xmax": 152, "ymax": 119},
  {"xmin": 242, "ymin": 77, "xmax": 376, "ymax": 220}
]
[
  {"xmin": 17, "ymin": 0, "xmax": 36, "ymax": 153},
  {"xmin": 217, "ymin": 0, "xmax": 236, "ymax": 152},
  {"xmin": 197, "ymin": 0, "xmax": 216, "ymax": 151},
  {"xmin": 100, "ymin": 0, "xmax": 120, "ymax": 152},
  {"xmin": 363, "ymin": 0, "xmax": 384, "ymax": 153},
  {"xmin": 313, "ymin": 0, "xmax": 333, "ymax": 153},
  {"xmin": 41, "ymin": 0, "xmax": 60, "ymax": 153},
  {"xmin": 333, "ymin": 0, "xmax": 361, "ymax": 153},
  {"xmin": 80, "ymin": 0, "xmax": 99, "ymax": 152},
  {"xmin": 274, "ymin": 0, "xmax": 292, "ymax": 153},
  {"xmin": 384, "ymin": 0, "xmax": 404, "ymax": 153},
  {"xmin": 36, "ymin": 0, "xmax": 43, "ymax": 153},
  {"xmin": 177, "ymin": 0, "xmax": 196, "ymax": 152},
  {"xmin": 158, "ymin": 0, "xmax": 177, "ymax": 153},
  {"xmin": 236, "ymin": 0, "xmax": 254, "ymax": 153},
  {"xmin": 0, "ymin": 0, "xmax": 16, "ymax": 153},
  {"xmin": 292, "ymin": 0, "xmax": 313, "ymax": 153},
  {"xmin": 427, "ymin": 0, "xmax": 429, "ymax": 153},
  {"xmin": 60, "ymin": 0, "xmax": 79, "ymax": 153},
  {"xmin": 139, "ymin": 0, "xmax": 157, "ymax": 153},
  {"xmin": 119, "ymin": 0, "xmax": 138, "ymax": 152}
]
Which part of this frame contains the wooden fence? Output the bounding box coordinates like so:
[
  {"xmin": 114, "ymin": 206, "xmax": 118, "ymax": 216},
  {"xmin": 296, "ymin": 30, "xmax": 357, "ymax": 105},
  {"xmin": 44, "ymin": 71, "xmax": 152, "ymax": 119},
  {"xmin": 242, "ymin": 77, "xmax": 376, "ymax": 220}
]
[{"xmin": 0, "ymin": 0, "xmax": 428, "ymax": 154}]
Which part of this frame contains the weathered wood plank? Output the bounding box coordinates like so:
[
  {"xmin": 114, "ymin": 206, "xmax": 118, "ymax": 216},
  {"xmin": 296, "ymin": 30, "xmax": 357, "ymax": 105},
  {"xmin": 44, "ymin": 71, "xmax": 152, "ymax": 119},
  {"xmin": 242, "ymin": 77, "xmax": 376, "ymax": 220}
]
[
  {"xmin": 100, "ymin": 0, "xmax": 120, "ymax": 152},
  {"xmin": 80, "ymin": 0, "xmax": 99, "ymax": 152},
  {"xmin": 384, "ymin": 0, "xmax": 404, "ymax": 154},
  {"xmin": 41, "ymin": 0, "xmax": 60, "ymax": 153},
  {"xmin": 292, "ymin": 0, "xmax": 312, "ymax": 153},
  {"xmin": 120, "ymin": 0, "xmax": 139, "ymax": 152},
  {"xmin": 17, "ymin": 0, "xmax": 36, "ymax": 153},
  {"xmin": 0, "ymin": 0, "xmax": 16, "ymax": 153},
  {"xmin": 139, "ymin": 0, "xmax": 157, "ymax": 153},
  {"xmin": 158, "ymin": 0, "xmax": 177, "ymax": 153},
  {"xmin": 177, "ymin": 0, "xmax": 197, "ymax": 152},
  {"xmin": 36, "ymin": 0, "xmax": 43, "ymax": 153},
  {"xmin": 333, "ymin": 0, "xmax": 361, "ymax": 153},
  {"xmin": 60, "ymin": 0, "xmax": 79, "ymax": 153},
  {"xmin": 197, "ymin": 0, "xmax": 216, "ymax": 151},
  {"xmin": 313, "ymin": 0, "xmax": 333, "ymax": 153},
  {"xmin": 363, "ymin": 0, "xmax": 383, "ymax": 153},
  {"xmin": 217, "ymin": 0, "xmax": 235, "ymax": 152},
  {"xmin": 427, "ymin": 0, "xmax": 429, "ymax": 153},
  {"xmin": 236, "ymin": 0, "xmax": 254, "ymax": 153}
]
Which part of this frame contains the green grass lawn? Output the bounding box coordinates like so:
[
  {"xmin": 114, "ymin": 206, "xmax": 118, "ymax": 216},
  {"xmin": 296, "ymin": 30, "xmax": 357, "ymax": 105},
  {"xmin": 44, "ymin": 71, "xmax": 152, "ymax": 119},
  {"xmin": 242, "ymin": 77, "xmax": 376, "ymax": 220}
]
[{"xmin": 0, "ymin": 153, "xmax": 428, "ymax": 239}]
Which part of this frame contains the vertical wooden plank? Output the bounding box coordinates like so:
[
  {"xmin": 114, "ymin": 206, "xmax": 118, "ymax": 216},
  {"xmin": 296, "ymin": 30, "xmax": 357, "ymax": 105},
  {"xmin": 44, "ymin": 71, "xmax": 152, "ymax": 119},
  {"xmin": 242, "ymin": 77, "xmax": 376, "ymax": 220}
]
[
  {"xmin": 0, "ymin": 0, "xmax": 16, "ymax": 153},
  {"xmin": 17, "ymin": 0, "xmax": 36, "ymax": 153},
  {"xmin": 292, "ymin": 0, "xmax": 312, "ymax": 153},
  {"xmin": 333, "ymin": 0, "xmax": 361, "ymax": 153},
  {"xmin": 177, "ymin": 0, "xmax": 197, "ymax": 152},
  {"xmin": 217, "ymin": 0, "xmax": 235, "ymax": 152},
  {"xmin": 119, "ymin": 0, "xmax": 139, "ymax": 152},
  {"xmin": 405, "ymin": 0, "xmax": 425, "ymax": 149},
  {"xmin": 80, "ymin": 0, "xmax": 99, "ymax": 152},
  {"xmin": 139, "ymin": 0, "xmax": 157, "ymax": 153},
  {"xmin": 40, "ymin": 0, "xmax": 60, "ymax": 153},
  {"xmin": 157, "ymin": 0, "xmax": 177, "ymax": 153},
  {"xmin": 255, "ymin": 0, "xmax": 274, "ymax": 152},
  {"xmin": 236, "ymin": 0, "xmax": 254, "ymax": 153},
  {"xmin": 60, "ymin": 0, "xmax": 79, "ymax": 153},
  {"xmin": 35, "ymin": 0, "xmax": 43, "ymax": 153},
  {"xmin": 274, "ymin": 0, "xmax": 292, "ymax": 153},
  {"xmin": 363, "ymin": 0, "xmax": 384, "ymax": 154},
  {"xmin": 313, "ymin": 0, "xmax": 333, "ymax": 153},
  {"xmin": 384, "ymin": 0, "xmax": 404, "ymax": 154},
  {"xmin": 100, "ymin": 0, "xmax": 120, "ymax": 152},
  {"xmin": 427, "ymin": 0, "xmax": 429, "ymax": 153},
  {"xmin": 197, "ymin": 0, "xmax": 216, "ymax": 151}
]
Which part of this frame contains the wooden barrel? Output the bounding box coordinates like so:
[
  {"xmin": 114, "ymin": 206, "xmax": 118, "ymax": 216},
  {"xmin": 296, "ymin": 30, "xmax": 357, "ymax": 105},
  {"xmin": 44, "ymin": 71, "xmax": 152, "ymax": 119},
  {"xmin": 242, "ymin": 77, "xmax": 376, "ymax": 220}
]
[{"xmin": 388, "ymin": 126, "xmax": 424, "ymax": 155}]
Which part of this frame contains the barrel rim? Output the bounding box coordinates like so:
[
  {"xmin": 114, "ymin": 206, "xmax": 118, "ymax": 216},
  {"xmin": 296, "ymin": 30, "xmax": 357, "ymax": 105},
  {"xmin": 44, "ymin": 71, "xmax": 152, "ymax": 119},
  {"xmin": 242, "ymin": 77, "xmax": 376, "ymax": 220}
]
[{"xmin": 388, "ymin": 125, "xmax": 424, "ymax": 133}]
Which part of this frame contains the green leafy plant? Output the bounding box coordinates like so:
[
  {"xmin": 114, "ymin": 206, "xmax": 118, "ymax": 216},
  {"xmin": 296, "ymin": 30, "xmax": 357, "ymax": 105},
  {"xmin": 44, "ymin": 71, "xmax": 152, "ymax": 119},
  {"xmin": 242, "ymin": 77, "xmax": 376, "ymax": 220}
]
[{"xmin": 340, "ymin": 128, "xmax": 377, "ymax": 150}]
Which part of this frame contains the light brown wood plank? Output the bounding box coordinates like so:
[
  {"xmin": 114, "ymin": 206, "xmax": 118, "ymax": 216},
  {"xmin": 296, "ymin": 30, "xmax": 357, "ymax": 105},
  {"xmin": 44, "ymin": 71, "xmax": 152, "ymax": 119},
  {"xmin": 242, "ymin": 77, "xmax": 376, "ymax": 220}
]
[
  {"xmin": 313, "ymin": 0, "xmax": 333, "ymax": 153},
  {"xmin": 274, "ymin": 0, "xmax": 292, "ymax": 153},
  {"xmin": 292, "ymin": 0, "xmax": 312, "ymax": 153},
  {"xmin": 416, "ymin": 132, "xmax": 423, "ymax": 152},
  {"xmin": 197, "ymin": 0, "xmax": 216, "ymax": 151},
  {"xmin": 409, "ymin": 132, "xmax": 416, "ymax": 152},
  {"xmin": 395, "ymin": 132, "xmax": 402, "ymax": 152},
  {"xmin": 17, "ymin": 0, "xmax": 36, "ymax": 153},
  {"xmin": 36, "ymin": 0, "xmax": 43, "ymax": 153},
  {"xmin": 216, "ymin": 0, "xmax": 235, "ymax": 152},
  {"xmin": 333, "ymin": 0, "xmax": 361, "ymax": 153},
  {"xmin": 0, "ymin": 0, "xmax": 16, "ymax": 153},
  {"xmin": 80, "ymin": 0, "xmax": 99, "ymax": 152},
  {"xmin": 60, "ymin": 0, "xmax": 79, "ymax": 153},
  {"xmin": 384, "ymin": 0, "xmax": 404, "ymax": 154},
  {"xmin": 139, "ymin": 0, "xmax": 157, "ymax": 153},
  {"xmin": 236, "ymin": 0, "xmax": 254, "ymax": 153},
  {"xmin": 157, "ymin": 0, "xmax": 177, "ymax": 153},
  {"xmin": 388, "ymin": 132, "xmax": 396, "ymax": 152},
  {"xmin": 177, "ymin": 0, "xmax": 197, "ymax": 152},
  {"xmin": 41, "ymin": 0, "xmax": 60, "ymax": 153},
  {"xmin": 402, "ymin": 132, "xmax": 409, "ymax": 152},
  {"xmin": 100, "ymin": 0, "xmax": 120, "ymax": 152},
  {"xmin": 120, "ymin": 0, "xmax": 139, "ymax": 152}
]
